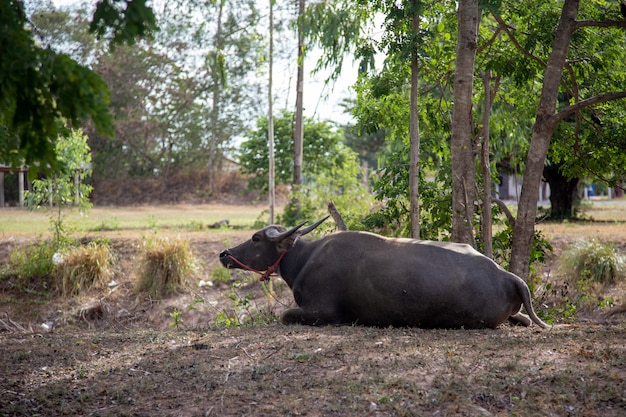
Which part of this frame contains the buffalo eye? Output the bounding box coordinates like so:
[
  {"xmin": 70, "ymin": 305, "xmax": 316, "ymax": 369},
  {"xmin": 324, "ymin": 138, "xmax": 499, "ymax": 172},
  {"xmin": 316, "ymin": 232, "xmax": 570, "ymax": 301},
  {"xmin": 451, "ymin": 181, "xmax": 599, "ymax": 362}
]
[{"xmin": 252, "ymin": 234, "xmax": 261, "ymax": 242}]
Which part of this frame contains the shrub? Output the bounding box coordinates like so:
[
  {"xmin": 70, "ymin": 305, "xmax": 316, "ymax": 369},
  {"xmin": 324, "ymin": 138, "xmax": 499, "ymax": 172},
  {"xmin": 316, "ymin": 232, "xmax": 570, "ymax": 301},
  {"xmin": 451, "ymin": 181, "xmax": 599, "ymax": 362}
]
[
  {"xmin": 56, "ymin": 240, "xmax": 112, "ymax": 297},
  {"xmin": 558, "ymin": 239, "xmax": 626, "ymax": 285},
  {"xmin": 135, "ymin": 236, "xmax": 197, "ymax": 298},
  {"xmin": 3, "ymin": 241, "xmax": 57, "ymax": 289}
]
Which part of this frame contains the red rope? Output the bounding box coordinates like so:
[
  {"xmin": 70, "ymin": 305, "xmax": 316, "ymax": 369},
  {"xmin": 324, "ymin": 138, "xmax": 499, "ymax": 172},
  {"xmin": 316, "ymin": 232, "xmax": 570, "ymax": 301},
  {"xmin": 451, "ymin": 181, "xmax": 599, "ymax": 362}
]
[{"xmin": 227, "ymin": 251, "xmax": 288, "ymax": 282}]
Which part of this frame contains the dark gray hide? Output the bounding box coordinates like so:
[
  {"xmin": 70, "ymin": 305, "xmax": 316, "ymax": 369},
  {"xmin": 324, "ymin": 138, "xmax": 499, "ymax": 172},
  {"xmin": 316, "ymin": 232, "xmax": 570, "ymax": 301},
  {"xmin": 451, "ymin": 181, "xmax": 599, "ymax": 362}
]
[{"xmin": 219, "ymin": 220, "xmax": 549, "ymax": 329}]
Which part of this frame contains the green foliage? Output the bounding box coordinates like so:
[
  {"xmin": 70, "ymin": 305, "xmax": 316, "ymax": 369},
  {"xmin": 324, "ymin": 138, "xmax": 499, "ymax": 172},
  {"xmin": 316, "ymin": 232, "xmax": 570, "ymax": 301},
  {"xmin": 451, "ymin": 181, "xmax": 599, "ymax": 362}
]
[
  {"xmin": 169, "ymin": 308, "xmax": 184, "ymax": 329},
  {"xmin": 492, "ymin": 225, "xmax": 553, "ymax": 275},
  {"xmin": 210, "ymin": 265, "xmax": 232, "ymax": 285},
  {"xmin": 0, "ymin": 0, "xmax": 114, "ymax": 170},
  {"xmin": 90, "ymin": 0, "xmax": 157, "ymax": 46},
  {"xmin": 279, "ymin": 143, "xmax": 373, "ymax": 228},
  {"xmin": 239, "ymin": 109, "xmax": 349, "ymax": 192},
  {"xmin": 558, "ymin": 239, "xmax": 626, "ymax": 285},
  {"xmin": 135, "ymin": 235, "xmax": 197, "ymax": 298},
  {"xmin": 301, "ymin": 0, "xmax": 372, "ymax": 80},
  {"xmin": 2, "ymin": 241, "xmax": 57, "ymax": 289},
  {"xmin": 214, "ymin": 281, "xmax": 278, "ymax": 328},
  {"xmin": 25, "ymin": 128, "xmax": 93, "ymax": 250},
  {"xmin": 55, "ymin": 239, "xmax": 113, "ymax": 297}
]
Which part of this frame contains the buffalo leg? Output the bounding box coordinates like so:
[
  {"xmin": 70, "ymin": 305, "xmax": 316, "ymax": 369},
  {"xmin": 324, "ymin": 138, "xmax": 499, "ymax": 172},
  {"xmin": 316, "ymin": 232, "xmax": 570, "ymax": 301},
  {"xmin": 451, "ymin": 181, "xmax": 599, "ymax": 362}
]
[{"xmin": 280, "ymin": 307, "xmax": 338, "ymax": 326}]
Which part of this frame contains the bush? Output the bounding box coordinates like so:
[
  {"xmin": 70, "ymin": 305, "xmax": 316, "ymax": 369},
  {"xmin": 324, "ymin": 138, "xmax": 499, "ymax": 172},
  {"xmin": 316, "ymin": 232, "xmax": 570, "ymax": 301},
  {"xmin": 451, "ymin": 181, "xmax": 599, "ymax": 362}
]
[
  {"xmin": 3, "ymin": 241, "xmax": 57, "ymax": 290},
  {"xmin": 135, "ymin": 236, "xmax": 197, "ymax": 298},
  {"xmin": 56, "ymin": 240, "xmax": 112, "ymax": 297},
  {"xmin": 558, "ymin": 239, "xmax": 626, "ymax": 285}
]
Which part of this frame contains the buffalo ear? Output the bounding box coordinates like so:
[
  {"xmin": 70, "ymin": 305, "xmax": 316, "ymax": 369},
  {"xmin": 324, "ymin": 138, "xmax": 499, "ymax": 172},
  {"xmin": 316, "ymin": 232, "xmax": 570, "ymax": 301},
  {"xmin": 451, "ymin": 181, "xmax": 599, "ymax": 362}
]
[
  {"xmin": 299, "ymin": 216, "xmax": 329, "ymax": 236},
  {"xmin": 265, "ymin": 222, "xmax": 307, "ymax": 242}
]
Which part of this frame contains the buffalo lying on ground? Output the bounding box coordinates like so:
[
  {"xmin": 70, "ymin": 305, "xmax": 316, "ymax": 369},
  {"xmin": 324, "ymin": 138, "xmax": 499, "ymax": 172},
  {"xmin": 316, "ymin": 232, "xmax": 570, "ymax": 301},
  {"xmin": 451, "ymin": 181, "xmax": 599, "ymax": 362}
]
[{"xmin": 219, "ymin": 217, "xmax": 549, "ymax": 329}]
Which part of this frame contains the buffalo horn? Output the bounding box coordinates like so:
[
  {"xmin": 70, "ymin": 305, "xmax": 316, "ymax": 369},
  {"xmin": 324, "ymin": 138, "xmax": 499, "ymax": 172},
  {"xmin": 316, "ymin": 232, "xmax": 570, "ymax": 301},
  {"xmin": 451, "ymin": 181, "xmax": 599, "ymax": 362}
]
[
  {"xmin": 299, "ymin": 216, "xmax": 330, "ymax": 236},
  {"xmin": 265, "ymin": 221, "xmax": 307, "ymax": 242}
]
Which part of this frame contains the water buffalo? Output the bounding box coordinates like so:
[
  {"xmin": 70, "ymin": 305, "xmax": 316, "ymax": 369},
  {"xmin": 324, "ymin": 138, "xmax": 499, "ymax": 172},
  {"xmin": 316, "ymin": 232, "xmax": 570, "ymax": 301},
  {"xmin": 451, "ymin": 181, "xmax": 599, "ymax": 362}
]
[{"xmin": 219, "ymin": 217, "xmax": 549, "ymax": 329}]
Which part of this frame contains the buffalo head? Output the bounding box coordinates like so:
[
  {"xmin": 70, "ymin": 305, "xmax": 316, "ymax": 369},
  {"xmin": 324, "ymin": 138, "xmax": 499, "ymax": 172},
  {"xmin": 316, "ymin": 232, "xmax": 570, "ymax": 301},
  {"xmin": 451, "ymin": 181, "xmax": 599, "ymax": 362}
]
[{"xmin": 219, "ymin": 216, "xmax": 328, "ymax": 273}]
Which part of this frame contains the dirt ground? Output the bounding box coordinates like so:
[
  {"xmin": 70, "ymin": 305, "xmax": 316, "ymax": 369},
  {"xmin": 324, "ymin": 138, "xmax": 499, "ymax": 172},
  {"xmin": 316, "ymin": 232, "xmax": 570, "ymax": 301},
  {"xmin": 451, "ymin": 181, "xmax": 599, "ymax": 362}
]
[{"xmin": 1, "ymin": 227, "xmax": 625, "ymax": 417}]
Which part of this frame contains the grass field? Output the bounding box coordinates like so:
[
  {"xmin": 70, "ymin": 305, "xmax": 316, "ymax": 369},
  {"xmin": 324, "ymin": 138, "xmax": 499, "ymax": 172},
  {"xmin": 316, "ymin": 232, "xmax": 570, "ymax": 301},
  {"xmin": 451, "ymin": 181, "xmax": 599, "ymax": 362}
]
[
  {"xmin": 0, "ymin": 203, "xmax": 269, "ymax": 237},
  {"xmin": 0, "ymin": 199, "xmax": 624, "ymax": 238}
]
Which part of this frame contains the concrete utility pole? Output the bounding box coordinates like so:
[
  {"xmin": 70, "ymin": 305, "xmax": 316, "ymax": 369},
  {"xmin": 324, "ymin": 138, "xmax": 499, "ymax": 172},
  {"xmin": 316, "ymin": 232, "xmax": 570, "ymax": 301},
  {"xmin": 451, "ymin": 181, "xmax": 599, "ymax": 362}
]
[{"xmin": 268, "ymin": 0, "xmax": 275, "ymax": 224}]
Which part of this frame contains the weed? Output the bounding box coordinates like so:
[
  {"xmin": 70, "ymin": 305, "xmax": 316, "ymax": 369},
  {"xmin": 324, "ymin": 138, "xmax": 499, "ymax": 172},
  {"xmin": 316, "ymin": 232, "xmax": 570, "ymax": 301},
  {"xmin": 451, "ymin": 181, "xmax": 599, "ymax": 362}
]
[
  {"xmin": 2, "ymin": 240, "xmax": 57, "ymax": 290},
  {"xmin": 56, "ymin": 239, "xmax": 113, "ymax": 297},
  {"xmin": 135, "ymin": 235, "xmax": 197, "ymax": 298},
  {"xmin": 91, "ymin": 217, "xmax": 120, "ymax": 231},
  {"xmin": 213, "ymin": 281, "xmax": 278, "ymax": 328},
  {"xmin": 146, "ymin": 215, "xmax": 158, "ymax": 229},
  {"xmin": 558, "ymin": 239, "xmax": 625, "ymax": 285},
  {"xmin": 185, "ymin": 220, "xmax": 204, "ymax": 231},
  {"xmin": 210, "ymin": 265, "xmax": 232, "ymax": 284},
  {"xmin": 169, "ymin": 308, "xmax": 184, "ymax": 329}
]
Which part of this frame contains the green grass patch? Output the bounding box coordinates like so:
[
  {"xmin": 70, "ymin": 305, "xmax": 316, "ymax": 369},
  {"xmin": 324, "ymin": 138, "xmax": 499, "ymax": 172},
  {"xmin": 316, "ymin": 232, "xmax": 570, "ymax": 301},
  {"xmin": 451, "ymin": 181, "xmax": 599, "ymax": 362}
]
[{"xmin": 0, "ymin": 204, "xmax": 266, "ymax": 236}]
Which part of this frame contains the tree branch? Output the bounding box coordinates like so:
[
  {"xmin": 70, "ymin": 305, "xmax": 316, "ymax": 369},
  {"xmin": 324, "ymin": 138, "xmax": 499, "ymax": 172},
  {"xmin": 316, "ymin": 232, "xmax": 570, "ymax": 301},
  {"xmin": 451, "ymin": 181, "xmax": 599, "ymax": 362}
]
[
  {"xmin": 573, "ymin": 20, "xmax": 626, "ymax": 30},
  {"xmin": 551, "ymin": 91, "xmax": 626, "ymax": 127},
  {"xmin": 327, "ymin": 201, "xmax": 347, "ymax": 231},
  {"xmin": 477, "ymin": 25, "xmax": 502, "ymax": 54},
  {"xmin": 492, "ymin": 198, "xmax": 515, "ymax": 227},
  {"xmin": 491, "ymin": 12, "xmax": 547, "ymax": 69}
]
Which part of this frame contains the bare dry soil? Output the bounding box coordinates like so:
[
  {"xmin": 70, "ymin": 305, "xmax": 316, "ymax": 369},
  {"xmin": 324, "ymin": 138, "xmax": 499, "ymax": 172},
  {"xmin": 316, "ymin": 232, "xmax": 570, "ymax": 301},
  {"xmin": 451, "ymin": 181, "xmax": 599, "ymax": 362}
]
[{"xmin": 1, "ymin": 227, "xmax": 625, "ymax": 417}]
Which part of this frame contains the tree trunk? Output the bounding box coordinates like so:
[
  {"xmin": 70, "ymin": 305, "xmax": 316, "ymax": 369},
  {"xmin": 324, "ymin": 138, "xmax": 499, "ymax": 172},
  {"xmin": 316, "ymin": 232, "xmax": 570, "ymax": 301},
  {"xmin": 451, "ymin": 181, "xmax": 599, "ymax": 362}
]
[
  {"xmin": 208, "ymin": 0, "xmax": 225, "ymax": 194},
  {"xmin": 543, "ymin": 163, "xmax": 580, "ymax": 220},
  {"xmin": 451, "ymin": 0, "xmax": 479, "ymax": 245},
  {"xmin": 481, "ymin": 71, "xmax": 492, "ymax": 258},
  {"xmin": 409, "ymin": 4, "xmax": 420, "ymax": 239},
  {"xmin": 293, "ymin": 0, "xmax": 305, "ymax": 188},
  {"xmin": 268, "ymin": 0, "xmax": 275, "ymax": 224},
  {"xmin": 291, "ymin": 0, "xmax": 306, "ymax": 218},
  {"xmin": 509, "ymin": 0, "xmax": 579, "ymax": 281}
]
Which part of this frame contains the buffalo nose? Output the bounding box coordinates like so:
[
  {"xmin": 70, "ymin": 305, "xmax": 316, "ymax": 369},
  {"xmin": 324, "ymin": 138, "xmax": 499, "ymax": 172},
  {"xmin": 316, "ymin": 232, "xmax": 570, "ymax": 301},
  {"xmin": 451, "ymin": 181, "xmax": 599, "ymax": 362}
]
[{"xmin": 219, "ymin": 249, "xmax": 230, "ymax": 259}]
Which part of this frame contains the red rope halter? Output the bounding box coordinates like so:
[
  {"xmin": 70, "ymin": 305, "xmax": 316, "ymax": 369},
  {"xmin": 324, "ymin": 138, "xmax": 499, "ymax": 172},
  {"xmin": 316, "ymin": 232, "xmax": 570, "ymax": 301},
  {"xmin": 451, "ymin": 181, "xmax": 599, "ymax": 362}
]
[{"xmin": 226, "ymin": 251, "xmax": 288, "ymax": 282}]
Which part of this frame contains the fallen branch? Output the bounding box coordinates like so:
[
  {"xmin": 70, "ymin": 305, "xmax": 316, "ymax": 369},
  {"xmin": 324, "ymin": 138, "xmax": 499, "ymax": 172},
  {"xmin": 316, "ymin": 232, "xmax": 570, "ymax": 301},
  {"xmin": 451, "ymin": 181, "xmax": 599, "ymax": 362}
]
[
  {"xmin": 327, "ymin": 201, "xmax": 347, "ymax": 231},
  {"xmin": 492, "ymin": 198, "xmax": 515, "ymax": 227},
  {"xmin": 0, "ymin": 313, "xmax": 28, "ymax": 333}
]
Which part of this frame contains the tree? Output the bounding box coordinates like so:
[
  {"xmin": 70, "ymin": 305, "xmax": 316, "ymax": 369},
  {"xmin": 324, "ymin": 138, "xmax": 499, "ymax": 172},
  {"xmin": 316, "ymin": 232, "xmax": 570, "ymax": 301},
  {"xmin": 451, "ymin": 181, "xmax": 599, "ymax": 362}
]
[
  {"xmin": 450, "ymin": 0, "xmax": 479, "ymax": 245},
  {"xmin": 239, "ymin": 109, "xmax": 349, "ymax": 192},
  {"xmin": 30, "ymin": 1, "xmax": 264, "ymax": 191},
  {"xmin": 408, "ymin": 0, "xmax": 421, "ymax": 239},
  {"xmin": 25, "ymin": 127, "xmax": 93, "ymax": 248},
  {"xmin": 293, "ymin": 0, "xmax": 306, "ymax": 189},
  {"xmin": 0, "ymin": 0, "xmax": 156, "ymax": 171},
  {"xmin": 507, "ymin": 0, "xmax": 626, "ymax": 280}
]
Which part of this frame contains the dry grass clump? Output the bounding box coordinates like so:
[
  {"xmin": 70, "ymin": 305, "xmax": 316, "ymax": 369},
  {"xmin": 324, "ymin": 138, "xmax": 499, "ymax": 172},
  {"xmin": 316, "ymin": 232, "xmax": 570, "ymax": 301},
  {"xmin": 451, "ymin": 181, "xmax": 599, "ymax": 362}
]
[
  {"xmin": 558, "ymin": 239, "xmax": 626, "ymax": 285},
  {"xmin": 135, "ymin": 236, "xmax": 197, "ymax": 298},
  {"xmin": 56, "ymin": 240, "xmax": 113, "ymax": 297}
]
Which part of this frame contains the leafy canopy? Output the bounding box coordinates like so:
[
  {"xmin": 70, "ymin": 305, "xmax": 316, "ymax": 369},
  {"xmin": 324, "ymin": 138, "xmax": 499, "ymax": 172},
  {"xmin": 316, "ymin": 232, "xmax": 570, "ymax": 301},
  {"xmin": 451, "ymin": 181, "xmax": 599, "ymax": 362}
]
[
  {"xmin": 238, "ymin": 109, "xmax": 349, "ymax": 192},
  {"xmin": 0, "ymin": 0, "xmax": 156, "ymax": 171}
]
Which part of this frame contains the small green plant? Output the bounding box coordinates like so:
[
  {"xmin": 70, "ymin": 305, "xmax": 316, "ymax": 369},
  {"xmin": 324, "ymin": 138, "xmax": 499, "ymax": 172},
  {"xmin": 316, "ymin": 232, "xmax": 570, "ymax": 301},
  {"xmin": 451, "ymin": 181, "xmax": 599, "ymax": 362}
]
[
  {"xmin": 558, "ymin": 239, "xmax": 625, "ymax": 285},
  {"xmin": 135, "ymin": 235, "xmax": 197, "ymax": 298},
  {"xmin": 597, "ymin": 297, "xmax": 615, "ymax": 309},
  {"xmin": 169, "ymin": 308, "xmax": 184, "ymax": 329},
  {"xmin": 186, "ymin": 220, "xmax": 204, "ymax": 231},
  {"xmin": 210, "ymin": 266, "xmax": 232, "ymax": 284},
  {"xmin": 146, "ymin": 215, "xmax": 158, "ymax": 229},
  {"xmin": 91, "ymin": 218, "xmax": 120, "ymax": 232},
  {"xmin": 213, "ymin": 281, "xmax": 278, "ymax": 328},
  {"xmin": 25, "ymin": 128, "xmax": 93, "ymax": 252},
  {"xmin": 56, "ymin": 240, "xmax": 112, "ymax": 297}
]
